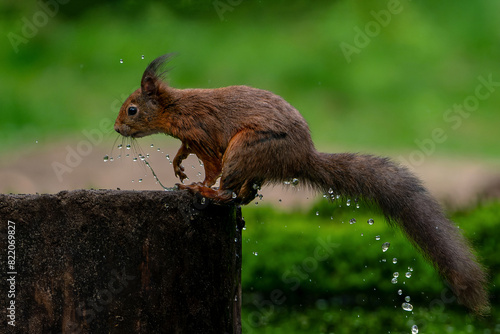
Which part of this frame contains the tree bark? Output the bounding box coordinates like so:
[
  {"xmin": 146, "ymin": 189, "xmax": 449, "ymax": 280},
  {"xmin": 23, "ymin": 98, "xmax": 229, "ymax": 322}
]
[{"xmin": 0, "ymin": 189, "xmax": 242, "ymax": 334}]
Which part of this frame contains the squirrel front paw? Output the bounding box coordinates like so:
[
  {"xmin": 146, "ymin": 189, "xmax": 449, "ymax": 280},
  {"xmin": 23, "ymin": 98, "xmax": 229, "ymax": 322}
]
[{"xmin": 174, "ymin": 165, "xmax": 188, "ymax": 182}]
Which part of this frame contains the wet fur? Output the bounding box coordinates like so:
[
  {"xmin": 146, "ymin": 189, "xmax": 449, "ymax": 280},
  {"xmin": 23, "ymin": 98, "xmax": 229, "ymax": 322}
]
[{"xmin": 114, "ymin": 54, "xmax": 489, "ymax": 314}]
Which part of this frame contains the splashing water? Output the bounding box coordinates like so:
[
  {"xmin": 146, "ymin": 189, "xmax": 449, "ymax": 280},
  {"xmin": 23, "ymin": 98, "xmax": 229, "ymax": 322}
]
[
  {"xmin": 382, "ymin": 242, "xmax": 390, "ymax": 252},
  {"xmin": 402, "ymin": 302, "xmax": 413, "ymax": 311},
  {"xmin": 143, "ymin": 160, "xmax": 170, "ymax": 190}
]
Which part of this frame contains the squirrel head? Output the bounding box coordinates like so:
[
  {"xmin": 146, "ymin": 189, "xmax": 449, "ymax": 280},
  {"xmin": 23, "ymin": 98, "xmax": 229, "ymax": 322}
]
[{"xmin": 114, "ymin": 54, "xmax": 177, "ymax": 138}]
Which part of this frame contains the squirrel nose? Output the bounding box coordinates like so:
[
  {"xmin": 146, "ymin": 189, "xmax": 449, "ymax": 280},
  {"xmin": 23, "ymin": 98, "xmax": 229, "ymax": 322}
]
[{"xmin": 114, "ymin": 124, "xmax": 122, "ymax": 135}]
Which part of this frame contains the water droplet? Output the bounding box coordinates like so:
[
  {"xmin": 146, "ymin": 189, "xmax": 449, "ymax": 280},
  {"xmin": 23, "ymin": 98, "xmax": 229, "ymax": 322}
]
[
  {"xmin": 141, "ymin": 55, "xmax": 145, "ymax": 59},
  {"xmin": 405, "ymin": 272, "xmax": 412, "ymax": 278},
  {"xmin": 411, "ymin": 325, "xmax": 419, "ymax": 333},
  {"xmin": 291, "ymin": 178, "xmax": 299, "ymax": 186},
  {"xmin": 346, "ymin": 199, "xmax": 351, "ymax": 206},
  {"xmin": 133, "ymin": 157, "xmax": 138, "ymax": 162},
  {"xmin": 382, "ymin": 242, "xmax": 390, "ymax": 252},
  {"xmin": 252, "ymin": 252, "xmax": 258, "ymax": 256},
  {"xmin": 316, "ymin": 211, "xmax": 320, "ymax": 216},
  {"xmin": 397, "ymin": 289, "xmax": 403, "ymax": 295},
  {"xmin": 150, "ymin": 144, "xmax": 154, "ymax": 148},
  {"xmin": 393, "ymin": 258, "xmax": 398, "ymax": 264},
  {"xmin": 375, "ymin": 235, "xmax": 381, "ymax": 241},
  {"xmin": 402, "ymin": 302, "xmax": 413, "ymax": 311},
  {"xmin": 234, "ymin": 238, "xmax": 238, "ymax": 242},
  {"xmin": 252, "ymin": 183, "xmax": 260, "ymax": 190},
  {"xmin": 391, "ymin": 277, "xmax": 398, "ymax": 284},
  {"xmin": 405, "ymin": 296, "xmax": 411, "ymax": 302},
  {"xmin": 408, "ymin": 266, "xmax": 413, "ymax": 272},
  {"xmin": 119, "ymin": 59, "xmax": 123, "ymax": 63},
  {"xmin": 117, "ymin": 144, "xmax": 123, "ymax": 149},
  {"xmin": 232, "ymin": 192, "xmax": 237, "ymax": 199},
  {"xmin": 109, "ymin": 157, "xmax": 114, "ymax": 162},
  {"xmin": 200, "ymin": 197, "xmax": 206, "ymax": 205},
  {"xmin": 367, "ymin": 218, "xmax": 374, "ymax": 225},
  {"xmin": 35, "ymin": 140, "xmax": 39, "ymax": 144},
  {"xmin": 138, "ymin": 178, "xmax": 143, "ymax": 183},
  {"xmin": 328, "ymin": 188, "xmax": 334, "ymax": 194},
  {"xmin": 103, "ymin": 155, "xmax": 109, "ymax": 162},
  {"xmin": 356, "ymin": 203, "xmax": 360, "ymax": 209},
  {"xmin": 349, "ymin": 218, "xmax": 356, "ymax": 224},
  {"xmin": 126, "ymin": 144, "xmax": 131, "ymax": 150},
  {"xmin": 393, "ymin": 272, "xmax": 399, "ymax": 278},
  {"xmin": 157, "ymin": 148, "xmax": 161, "ymax": 151}
]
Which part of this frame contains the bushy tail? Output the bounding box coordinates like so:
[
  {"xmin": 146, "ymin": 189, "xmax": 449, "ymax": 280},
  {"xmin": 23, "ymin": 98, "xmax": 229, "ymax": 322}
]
[{"xmin": 305, "ymin": 152, "xmax": 489, "ymax": 314}]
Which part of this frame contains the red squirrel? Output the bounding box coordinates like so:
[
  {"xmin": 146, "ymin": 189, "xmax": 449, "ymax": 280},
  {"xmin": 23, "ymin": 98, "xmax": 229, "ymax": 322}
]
[{"xmin": 114, "ymin": 53, "xmax": 489, "ymax": 314}]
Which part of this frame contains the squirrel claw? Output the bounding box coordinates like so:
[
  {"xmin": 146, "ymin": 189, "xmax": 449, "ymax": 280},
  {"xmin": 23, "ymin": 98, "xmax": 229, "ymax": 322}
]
[{"xmin": 174, "ymin": 171, "xmax": 188, "ymax": 183}]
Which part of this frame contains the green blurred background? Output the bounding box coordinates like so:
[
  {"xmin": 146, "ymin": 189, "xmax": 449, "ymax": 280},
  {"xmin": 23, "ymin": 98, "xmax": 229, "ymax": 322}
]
[{"xmin": 2, "ymin": 0, "xmax": 500, "ymax": 332}]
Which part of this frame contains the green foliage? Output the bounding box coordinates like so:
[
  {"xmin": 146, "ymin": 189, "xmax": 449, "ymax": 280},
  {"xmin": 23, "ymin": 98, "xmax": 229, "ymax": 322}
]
[
  {"xmin": 2, "ymin": 1, "xmax": 500, "ymax": 157},
  {"xmin": 240, "ymin": 200, "xmax": 500, "ymax": 332}
]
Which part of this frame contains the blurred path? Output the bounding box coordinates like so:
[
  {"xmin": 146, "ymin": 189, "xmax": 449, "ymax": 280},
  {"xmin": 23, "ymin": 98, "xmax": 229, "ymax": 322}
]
[{"xmin": 1, "ymin": 141, "xmax": 499, "ymax": 210}]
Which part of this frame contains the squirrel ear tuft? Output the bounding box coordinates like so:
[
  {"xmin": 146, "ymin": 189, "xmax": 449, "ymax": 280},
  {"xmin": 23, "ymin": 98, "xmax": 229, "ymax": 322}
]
[{"xmin": 140, "ymin": 53, "xmax": 176, "ymax": 97}]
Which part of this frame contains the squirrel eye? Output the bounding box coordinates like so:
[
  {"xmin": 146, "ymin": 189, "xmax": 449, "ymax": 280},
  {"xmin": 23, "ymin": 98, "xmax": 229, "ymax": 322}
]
[{"xmin": 127, "ymin": 106, "xmax": 138, "ymax": 116}]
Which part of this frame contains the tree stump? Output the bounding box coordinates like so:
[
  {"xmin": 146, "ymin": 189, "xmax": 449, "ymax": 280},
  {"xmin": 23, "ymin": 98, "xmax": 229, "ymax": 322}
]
[{"xmin": 0, "ymin": 189, "xmax": 242, "ymax": 334}]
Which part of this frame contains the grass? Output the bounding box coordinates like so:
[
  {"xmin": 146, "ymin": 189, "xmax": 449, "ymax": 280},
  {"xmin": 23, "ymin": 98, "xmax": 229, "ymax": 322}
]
[
  {"xmin": 2, "ymin": 1, "xmax": 500, "ymax": 158},
  {"xmin": 239, "ymin": 199, "xmax": 500, "ymax": 333}
]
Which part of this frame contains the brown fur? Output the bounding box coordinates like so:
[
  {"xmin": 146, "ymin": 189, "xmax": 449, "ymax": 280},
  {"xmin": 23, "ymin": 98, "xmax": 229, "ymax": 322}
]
[{"xmin": 114, "ymin": 54, "xmax": 489, "ymax": 314}]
